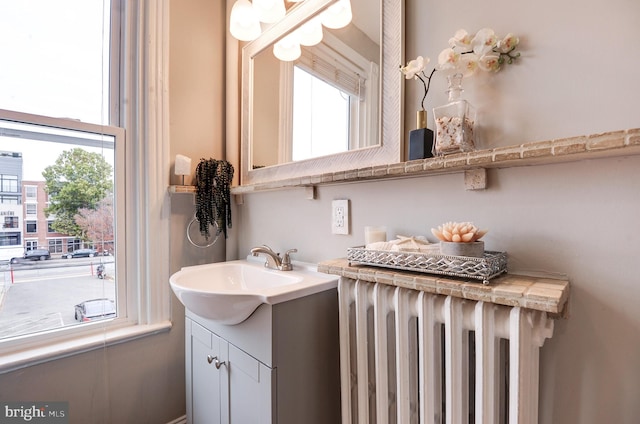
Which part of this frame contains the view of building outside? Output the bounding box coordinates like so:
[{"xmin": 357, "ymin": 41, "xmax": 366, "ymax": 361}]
[
  {"xmin": 0, "ymin": 139, "xmax": 115, "ymax": 263},
  {"xmin": 0, "ymin": 0, "xmax": 117, "ymax": 339},
  {"xmin": 0, "ymin": 126, "xmax": 116, "ymax": 339}
]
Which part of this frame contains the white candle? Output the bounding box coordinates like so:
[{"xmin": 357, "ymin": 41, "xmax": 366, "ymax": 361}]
[{"xmin": 364, "ymin": 226, "xmax": 387, "ymax": 245}]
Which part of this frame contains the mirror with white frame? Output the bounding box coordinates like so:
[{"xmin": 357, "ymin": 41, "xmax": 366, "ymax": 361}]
[{"xmin": 240, "ymin": 0, "xmax": 403, "ymax": 185}]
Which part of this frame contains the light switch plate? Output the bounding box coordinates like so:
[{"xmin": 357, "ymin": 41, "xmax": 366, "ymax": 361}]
[{"xmin": 331, "ymin": 199, "xmax": 349, "ymax": 235}]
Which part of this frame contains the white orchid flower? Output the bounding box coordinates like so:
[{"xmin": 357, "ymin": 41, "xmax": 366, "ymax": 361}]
[
  {"xmin": 458, "ymin": 53, "xmax": 480, "ymax": 77},
  {"xmin": 428, "ymin": 28, "xmax": 519, "ymax": 82},
  {"xmin": 478, "ymin": 53, "xmax": 501, "ymax": 72},
  {"xmin": 471, "ymin": 28, "xmax": 498, "ymax": 56},
  {"xmin": 400, "ymin": 55, "xmax": 429, "ymax": 79},
  {"xmin": 437, "ymin": 48, "xmax": 477, "ymax": 76},
  {"xmin": 496, "ymin": 33, "xmax": 520, "ymax": 53},
  {"xmin": 448, "ymin": 29, "xmax": 473, "ymax": 53},
  {"xmin": 437, "ymin": 48, "xmax": 461, "ymax": 70}
]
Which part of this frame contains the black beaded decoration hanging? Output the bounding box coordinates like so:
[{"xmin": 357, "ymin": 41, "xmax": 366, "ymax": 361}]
[{"xmin": 195, "ymin": 158, "xmax": 234, "ymax": 239}]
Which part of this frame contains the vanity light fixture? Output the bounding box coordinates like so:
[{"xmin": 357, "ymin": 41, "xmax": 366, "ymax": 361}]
[
  {"xmin": 320, "ymin": 0, "xmax": 352, "ymax": 29},
  {"xmin": 273, "ymin": 32, "xmax": 302, "ymax": 61},
  {"xmin": 278, "ymin": 15, "xmax": 323, "ymax": 62},
  {"xmin": 253, "ymin": 0, "xmax": 286, "ymax": 23},
  {"xmin": 229, "ymin": 0, "xmax": 353, "ymax": 60},
  {"xmin": 229, "ymin": 0, "xmax": 261, "ymax": 41},
  {"xmin": 297, "ymin": 16, "xmax": 323, "ymax": 46}
]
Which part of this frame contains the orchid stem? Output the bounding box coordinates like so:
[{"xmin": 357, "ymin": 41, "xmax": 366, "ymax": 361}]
[{"xmin": 416, "ymin": 68, "xmax": 436, "ymax": 110}]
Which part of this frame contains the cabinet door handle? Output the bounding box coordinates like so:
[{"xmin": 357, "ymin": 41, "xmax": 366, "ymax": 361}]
[{"xmin": 206, "ymin": 355, "xmax": 226, "ymax": 369}]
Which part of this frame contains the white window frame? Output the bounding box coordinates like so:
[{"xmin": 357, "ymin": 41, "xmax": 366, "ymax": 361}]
[
  {"xmin": 25, "ymin": 239, "xmax": 38, "ymax": 250},
  {"xmin": 0, "ymin": 0, "xmax": 171, "ymax": 373},
  {"xmin": 24, "ymin": 220, "xmax": 37, "ymax": 233},
  {"xmin": 25, "ymin": 203, "xmax": 37, "ymax": 217},
  {"xmin": 0, "ymin": 175, "xmax": 19, "ymax": 193},
  {"xmin": 48, "ymin": 238, "xmax": 64, "ymax": 254},
  {"xmin": 25, "ymin": 185, "xmax": 37, "ymax": 200}
]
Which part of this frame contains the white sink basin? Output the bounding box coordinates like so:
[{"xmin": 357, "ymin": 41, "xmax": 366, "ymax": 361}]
[{"xmin": 169, "ymin": 259, "xmax": 338, "ymax": 325}]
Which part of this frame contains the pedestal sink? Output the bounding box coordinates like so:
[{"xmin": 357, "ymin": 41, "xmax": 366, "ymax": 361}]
[{"xmin": 169, "ymin": 258, "xmax": 338, "ymax": 325}]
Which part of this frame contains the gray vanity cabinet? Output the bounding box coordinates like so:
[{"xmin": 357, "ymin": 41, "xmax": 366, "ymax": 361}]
[
  {"xmin": 189, "ymin": 320, "xmax": 225, "ymax": 423},
  {"xmin": 188, "ymin": 319, "xmax": 273, "ymax": 423},
  {"xmin": 184, "ymin": 288, "xmax": 340, "ymax": 424}
]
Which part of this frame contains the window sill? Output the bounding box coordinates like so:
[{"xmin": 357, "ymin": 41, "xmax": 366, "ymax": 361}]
[{"xmin": 0, "ymin": 321, "xmax": 172, "ymax": 374}]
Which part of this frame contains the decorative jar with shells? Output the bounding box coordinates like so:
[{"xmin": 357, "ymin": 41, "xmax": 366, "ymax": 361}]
[{"xmin": 433, "ymin": 73, "xmax": 476, "ymax": 155}]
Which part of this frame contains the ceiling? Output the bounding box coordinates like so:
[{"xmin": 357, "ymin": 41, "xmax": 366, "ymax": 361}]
[{"xmin": 351, "ymin": 0, "xmax": 379, "ymax": 45}]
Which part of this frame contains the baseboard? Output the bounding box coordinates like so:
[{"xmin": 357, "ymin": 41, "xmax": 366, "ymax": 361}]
[{"xmin": 166, "ymin": 415, "xmax": 186, "ymax": 424}]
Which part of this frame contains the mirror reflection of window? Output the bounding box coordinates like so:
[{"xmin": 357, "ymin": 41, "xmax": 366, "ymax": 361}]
[
  {"xmin": 284, "ymin": 32, "xmax": 379, "ymax": 163},
  {"xmin": 292, "ymin": 67, "xmax": 350, "ymax": 161},
  {"xmin": 249, "ymin": 31, "xmax": 379, "ymax": 170}
]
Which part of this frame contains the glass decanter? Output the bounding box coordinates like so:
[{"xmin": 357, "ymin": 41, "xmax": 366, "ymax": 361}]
[{"xmin": 433, "ymin": 73, "xmax": 477, "ymax": 155}]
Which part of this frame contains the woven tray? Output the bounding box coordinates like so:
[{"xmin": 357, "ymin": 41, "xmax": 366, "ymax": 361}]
[{"xmin": 346, "ymin": 246, "xmax": 507, "ymax": 284}]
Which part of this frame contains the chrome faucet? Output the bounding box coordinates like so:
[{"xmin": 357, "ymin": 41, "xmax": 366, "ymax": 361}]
[{"xmin": 250, "ymin": 245, "xmax": 297, "ymax": 271}]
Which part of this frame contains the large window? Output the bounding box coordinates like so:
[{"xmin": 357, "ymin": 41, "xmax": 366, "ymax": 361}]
[
  {"xmin": 25, "ymin": 221, "xmax": 37, "ymax": 234},
  {"xmin": 0, "ymin": 196, "xmax": 19, "ymax": 205},
  {"xmin": 0, "ymin": 0, "xmax": 171, "ymax": 373},
  {"xmin": 48, "ymin": 239, "xmax": 64, "ymax": 254},
  {"xmin": 25, "ymin": 203, "xmax": 37, "ymax": 216},
  {"xmin": 0, "ymin": 175, "xmax": 18, "ymax": 193},
  {"xmin": 3, "ymin": 216, "xmax": 18, "ymax": 229},
  {"xmin": 0, "ymin": 233, "xmax": 20, "ymax": 247},
  {"xmin": 25, "ymin": 186, "xmax": 37, "ymax": 200},
  {"xmin": 0, "ymin": 0, "xmax": 118, "ymax": 342},
  {"xmin": 0, "ymin": 1, "xmax": 111, "ymax": 124}
]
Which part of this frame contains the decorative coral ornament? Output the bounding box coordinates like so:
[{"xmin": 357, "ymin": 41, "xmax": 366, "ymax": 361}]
[{"xmin": 431, "ymin": 221, "xmax": 487, "ymax": 243}]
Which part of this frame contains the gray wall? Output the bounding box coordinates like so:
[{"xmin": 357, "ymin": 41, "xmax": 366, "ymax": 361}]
[
  {"xmin": 234, "ymin": 156, "xmax": 640, "ymax": 423},
  {"xmin": 231, "ymin": 0, "xmax": 640, "ymax": 422}
]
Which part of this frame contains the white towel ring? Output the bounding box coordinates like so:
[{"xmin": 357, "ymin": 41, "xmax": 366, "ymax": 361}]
[{"xmin": 186, "ymin": 215, "xmax": 220, "ymax": 248}]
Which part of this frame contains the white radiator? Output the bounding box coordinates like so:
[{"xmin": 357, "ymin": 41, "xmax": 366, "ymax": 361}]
[{"xmin": 338, "ymin": 278, "xmax": 554, "ymax": 424}]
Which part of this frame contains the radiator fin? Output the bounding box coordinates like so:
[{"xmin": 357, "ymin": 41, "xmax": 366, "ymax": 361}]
[{"xmin": 338, "ymin": 278, "xmax": 554, "ymax": 424}]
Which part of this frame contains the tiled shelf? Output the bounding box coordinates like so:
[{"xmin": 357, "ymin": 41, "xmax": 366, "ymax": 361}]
[
  {"xmin": 318, "ymin": 258, "xmax": 570, "ymax": 318},
  {"xmin": 168, "ymin": 185, "xmax": 196, "ymax": 194},
  {"xmin": 231, "ymin": 128, "xmax": 640, "ymax": 193},
  {"xmin": 169, "ymin": 128, "xmax": 640, "ymax": 195}
]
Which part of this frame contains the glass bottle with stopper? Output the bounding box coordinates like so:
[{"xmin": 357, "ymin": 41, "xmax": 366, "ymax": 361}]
[{"xmin": 433, "ymin": 73, "xmax": 476, "ymax": 155}]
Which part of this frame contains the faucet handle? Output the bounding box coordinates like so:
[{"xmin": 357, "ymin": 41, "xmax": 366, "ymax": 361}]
[
  {"xmin": 282, "ymin": 249, "xmax": 297, "ymax": 261},
  {"xmin": 281, "ymin": 249, "xmax": 297, "ymax": 270}
]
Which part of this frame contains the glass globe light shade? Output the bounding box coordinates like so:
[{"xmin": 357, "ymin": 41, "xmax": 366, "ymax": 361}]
[
  {"xmin": 297, "ymin": 16, "xmax": 323, "ymax": 46},
  {"xmin": 320, "ymin": 0, "xmax": 352, "ymax": 29},
  {"xmin": 254, "ymin": 0, "xmax": 286, "ymax": 23},
  {"xmin": 229, "ymin": 0, "xmax": 261, "ymax": 41},
  {"xmin": 273, "ymin": 33, "xmax": 302, "ymax": 61}
]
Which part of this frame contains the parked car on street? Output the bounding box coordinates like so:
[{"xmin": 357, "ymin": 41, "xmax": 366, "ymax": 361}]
[
  {"xmin": 10, "ymin": 248, "xmax": 51, "ymax": 264},
  {"xmin": 74, "ymin": 298, "xmax": 116, "ymax": 322},
  {"xmin": 64, "ymin": 248, "xmax": 97, "ymax": 259}
]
